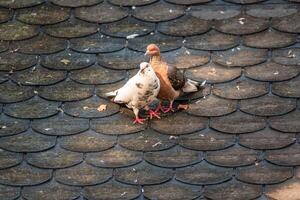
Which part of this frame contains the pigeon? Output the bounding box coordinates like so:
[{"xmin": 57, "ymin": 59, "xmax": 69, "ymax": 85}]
[
  {"xmin": 105, "ymin": 62, "xmax": 160, "ymax": 124},
  {"xmin": 145, "ymin": 44, "xmax": 204, "ymax": 113}
]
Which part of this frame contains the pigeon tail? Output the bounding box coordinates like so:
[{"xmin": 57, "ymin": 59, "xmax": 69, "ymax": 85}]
[
  {"xmin": 182, "ymin": 79, "xmax": 206, "ymax": 93},
  {"xmin": 105, "ymin": 91, "xmax": 117, "ymax": 97}
]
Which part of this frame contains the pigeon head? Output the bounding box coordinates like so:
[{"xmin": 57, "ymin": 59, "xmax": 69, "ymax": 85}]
[
  {"xmin": 145, "ymin": 44, "xmax": 160, "ymax": 56},
  {"xmin": 139, "ymin": 62, "xmax": 153, "ymax": 75}
]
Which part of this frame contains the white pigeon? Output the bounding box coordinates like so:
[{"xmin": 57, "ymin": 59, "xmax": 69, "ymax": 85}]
[{"xmin": 105, "ymin": 62, "xmax": 160, "ymax": 124}]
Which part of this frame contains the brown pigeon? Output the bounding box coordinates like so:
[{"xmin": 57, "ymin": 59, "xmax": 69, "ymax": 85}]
[{"xmin": 145, "ymin": 44, "xmax": 202, "ymax": 112}]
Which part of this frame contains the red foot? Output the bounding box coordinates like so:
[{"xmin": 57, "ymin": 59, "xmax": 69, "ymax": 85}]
[
  {"xmin": 162, "ymin": 101, "xmax": 175, "ymax": 113},
  {"xmin": 148, "ymin": 110, "xmax": 161, "ymax": 119},
  {"xmin": 133, "ymin": 117, "xmax": 146, "ymax": 124}
]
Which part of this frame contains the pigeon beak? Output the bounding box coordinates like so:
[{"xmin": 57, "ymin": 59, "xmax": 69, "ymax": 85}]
[{"xmin": 144, "ymin": 50, "xmax": 149, "ymax": 56}]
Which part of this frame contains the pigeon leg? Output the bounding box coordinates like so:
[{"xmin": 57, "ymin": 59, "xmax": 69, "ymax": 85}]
[
  {"xmin": 132, "ymin": 107, "xmax": 145, "ymax": 124},
  {"xmin": 163, "ymin": 100, "xmax": 175, "ymax": 113},
  {"xmin": 154, "ymin": 101, "xmax": 164, "ymax": 113}
]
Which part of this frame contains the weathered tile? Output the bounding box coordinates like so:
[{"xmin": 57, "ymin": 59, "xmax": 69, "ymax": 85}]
[
  {"xmin": 128, "ymin": 33, "xmax": 182, "ymax": 52},
  {"xmin": 26, "ymin": 146, "xmax": 83, "ymax": 169},
  {"xmin": 0, "ymin": 72, "xmax": 8, "ymax": 83},
  {"xmin": 63, "ymin": 96, "xmax": 119, "ymax": 118},
  {"xmin": 44, "ymin": 19, "xmax": 98, "ymax": 38},
  {"xmin": 55, "ymin": 162, "xmax": 112, "ymax": 186},
  {"xmin": 178, "ymin": 84, "xmax": 210, "ymax": 101},
  {"xmin": 0, "ymin": 149, "xmax": 22, "ymax": 169},
  {"xmin": 158, "ymin": 15, "xmax": 210, "ymax": 36},
  {"xmin": 213, "ymin": 46, "xmax": 268, "ymax": 67},
  {"xmin": 165, "ymin": 0, "xmax": 212, "ymax": 4},
  {"xmin": 185, "ymin": 30, "xmax": 240, "ymax": 51},
  {"xmin": 270, "ymin": 110, "xmax": 300, "ymax": 133},
  {"xmin": 109, "ymin": 0, "xmax": 157, "ymax": 6},
  {"xmin": 86, "ymin": 146, "xmax": 142, "ymax": 168},
  {"xmin": 213, "ymin": 78, "xmax": 268, "ymax": 99},
  {"xmin": 0, "ymin": 41, "xmax": 8, "ymax": 53},
  {"xmin": 239, "ymin": 128, "xmax": 296, "ymax": 150},
  {"xmin": 176, "ymin": 161, "xmax": 232, "ymax": 185},
  {"xmin": 0, "ymin": 82, "xmax": 34, "ymax": 103},
  {"xmin": 240, "ymin": 95, "xmax": 296, "ymax": 116},
  {"xmin": 186, "ymin": 63, "xmax": 241, "ymax": 84},
  {"xmin": 244, "ymin": 29, "xmax": 297, "ymax": 49},
  {"xmin": 41, "ymin": 50, "xmax": 96, "ymax": 71},
  {"xmin": 266, "ymin": 143, "xmax": 300, "ymax": 166},
  {"xmin": 272, "ymin": 75, "xmax": 300, "ymax": 98},
  {"xmin": 101, "ymin": 17, "xmax": 155, "ymax": 38},
  {"xmin": 70, "ymin": 65, "xmax": 126, "ymax": 85},
  {"xmin": 32, "ymin": 114, "xmax": 89, "ymax": 136},
  {"xmin": 179, "ymin": 129, "xmax": 235, "ymax": 151},
  {"xmin": 273, "ymin": 12, "xmax": 300, "ymax": 33},
  {"xmin": 266, "ymin": 178, "xmax": 300, "ymax": 200},
  {"xmin": 115, "ymin": 161, "xmax": 173, "ymax": 185},
  {"xmin": 84, "ymin": 180, "xmax": 141, "ymax": 200},
  {"xmin": 71, "ymin": 34, "xmax": 125, "ymax": 54},
  {"xmin": 187, "ymin": 95, "xmax": 237, "ymax": 117},
  {"xmin": 0, "ymin": 114, "xmax": 29, "ymax": 137},
  {"xmin": 75, "ymin": 2, "xmax": 127, "ymax": 23},
  {"xmin": 151, "ymin": 112, "xmax": 207, "ymax": 135},
  {"xmin": 206, "ymin": 145, "xmax": 260, "ymax": 167},
  {"xmin": 119, "ymin": 129, "xmax": 175, "ymax": 152},
  {"xmin": 237, "ymin": 162, "xmax": 293, "ymax": 184},
  {"xmin": 204, "ymin": 179, "xmax": 262, "ymax": 200},
  {"xmin": 4, "ymin": 97, "xmax": 60, "ymax": 119},
  {"xmin": 97, "ymin": 48, "xmax": 143, "ymax": 70},
  {"xmin": 60, "ymin": 130, "xmax": 116, "ymax": 152},
  {"xmin": 144, "ymin": 181, "xmax": 201, "ymax": 200},
  {"xmin": 91, "ymin": 112, "xmax": 146, "ymax": 135},
  {"xmin": 0, "ymin": 130, "xmax": 56, "ymax": 153},
  {"xmin": 246, "ymin": 4, "xmax": 298, "ymax": 18},
  {"xmin": 272, "ymin": 48, "xmax": 300, "ymax": 65},
  {"xmin": 0, "ymin": 163, "xmax": 51, "ymax": 186},
  {"xmin": 0, "ymin": 21, "xmax": 38, "ymax": 41},
  {"xmin": 162, "ymin": 47, "xmax": 210, "ymax": 69},
  {"xmin": 145, "ymin": 146, "xmax": 200, "ymax": 168},
  {"xmin": 0, "ymin": 8, "xmax": 12, "ymax": 23},
  {"xmin": 245, "ymin": 61, "xmax": 300, "ymax": 82},
  {"xmin": 189, "ymin": 5, "xmax": 240, "ymax": 20},
  {"xmin": 51, "ymin": 0, "xmax": 102, "ymax": 7},
  {"xmin": 0, "ymin": 51, "xmax": 37, "ymax": 72},
  {"xmin": 214, "ymin": 13, "xmax": 268, "ymax": 35},
  {"xmin": 223, "ymin": 0, "xmax": 267, "ymax": 4},
  {"xmin": 16, "ymin": 4, "xmax": 70, "ymax": 25},
  {"xmin": 11, "ymin": 66, "xmax": 67, "ymax": 86},
  {"xmin": 38, "ymin": 80, "xmax": 93, "ymax": 101},
  {"xmin": 0, "ymin": 185, "xmax": 20, "ymax": 200},
  {"xmin": 13, "ymin": 34, "xmax": 67, "ymax": 55},
  {"xmin": 96, "ymin": 80, "xmax": 126, "ymax": 98},
  {"xmin": 0, "ymin": 0, "xmax": 44, "ymax": 8},
  {"xmin": 22, "ymin": 181, "xmax": 80, "ymax": 200},
  {"xmin": 133, "ymin": 1, "xmax": 185, "ymax": 22}
]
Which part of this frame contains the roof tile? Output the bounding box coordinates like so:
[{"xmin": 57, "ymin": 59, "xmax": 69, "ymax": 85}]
[
  {"xmin": 0, "ymin": 114, "xmax": 29, "ymax": 137},
  {"xmin": 13, "ymin": 34, "xmax": 67, "ymax": 55},
  {"xmin": 0, "ymin": 41, "xmax": 8, "ymax": 53},
  {"xmin": 272, "ymin": 75, "xmax": 300, "ymax": 98},
  {"xmin": 166, "ymin": 0, "xmax": 212, "ymax": 4},
  {"xmin": 75, "ymin": 2, "xmax": 128, "ymax": 23},
  {"xmin": 119, "ymin": 129, "xmax": 175, "ymax": 151},
  {"xmin": 133, "ymin": 1, "xmax": 185, "ymax": 22},
  {"xmin": 84, "ymin": 180, "xmax": 141, "ymax": 200},
  {"xmin": 144, "ymin": 181, "xmax": 201, "ymax": 200},
  {"xmin": 266, "ymin": 178, "xmax": 300, "ymax": 200},
  {"xmin": 246, "ymin": 4, "xmax": 298, "ymax": 18},
  {"xmin": 32, "ymin": 114, "xmax": 89, "ymax": 136},
  {"xmin": 272, "ymin": 47, "xmax": 300, "ymax": 65},
  {"xmin": 4, "ymin": 97, "xmax": 60, "ymax": 119},
  {"xmin": 0, "ymin": 163, "xmax": 51, "ymax": 186},
  {"xmin": 266, "ymin": 143, "xmax": 300, "ymax": 166},
  {"xmin": 178, "ymin": 129, "xmax": 235, "ymax": 151},
  {"xmin": 41, "ymin": 50, "xmax": 96, "ymax": 71},
  {"xmin": 0, "ymin": 72, "xmax": 8, "ymax": 83},
  {"xmin": 0, "ymin": 82, "xmax": 34, "ymax": 103},
  {"xmin": 269, "ymin": 110, "xmax": 300, "ymax": 132},
  {"xmin": 223, "ymin": 0, "xmax": 266, "ymax": 4},
  {"xmin": 16, "ymin": 4, "xmax": 70, "ymax": 25},
  {"xmin": 60, "ymin": 130, "xmax": 116, "ymax": 152},
  {"xmin": 38, "ymin": 80, "xmax": 94, "ymax": 101},
  {"xmin": 109, "ymin": 0, "xmax": 158, "ymax": 6},
  {"xmin": 213, "ymin": 78, "xmax": 268, "ymax": 99},
  {"xmin": 0, "ymin": 0, "xmax": 44, "ymax": 9},
  {"xmin": 50, "ymin": 0, "xmax": 102, "ymax": 7},
  {"xmin": 189, "ymin": 5, "xmax": 240, "ymax": 20},
  {"xmin": 0, "ymin": 52, "xmax": 37, "ymax": 72},
  {"xmin": 0, "ymin": 185, "xmax": 20, "ymax": 200},
  {"xmin": 204, "ymin": 179, "xmax": 262, "ymax": 200},
  {"xmin": 86, "ymin": 146, "xmax": 143, "ymax": 168},
  {"xmin": 0, "ymin": 130, "xmax": 56, "ymax": 153},
  {"xmin": 144, "ymin": 146, "xmax": 201, "ymax": 168},
  {"xmin": 0, "ymin": 149, "xmax": 22, "ymax": 169},
  {"xmin": 0, "ymin": 21, "xmax": 38, "ymax": 41},
  {"xmin": 239, "ymin": 128, "xmax": 296, "ymax": 150},
  {"xmin": 272, "ymin": 12, "xmax": 300, "ymax": 33},
  {"xmin": 22, "ymin": 181, "xmax": 80, "ymax": 200},
  {"xmin": 115, "ymin": 161, "xmax": 173, "ymax": 185},
  {"xmin": 0, "ymin": 8, "xmax": 12, "ymax": 23},
  {"xmin": 176, "ymin": 161, "xmax": 233, "ymax": 185},
  {"xmin": 55, "ymin": 162, "xmax": 112, "ymax": 186}
]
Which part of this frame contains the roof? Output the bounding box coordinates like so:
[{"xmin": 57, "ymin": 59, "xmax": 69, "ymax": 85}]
[{"xmin": 0, "ymin": 0, "xmax": 299, "ymax": 200}]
